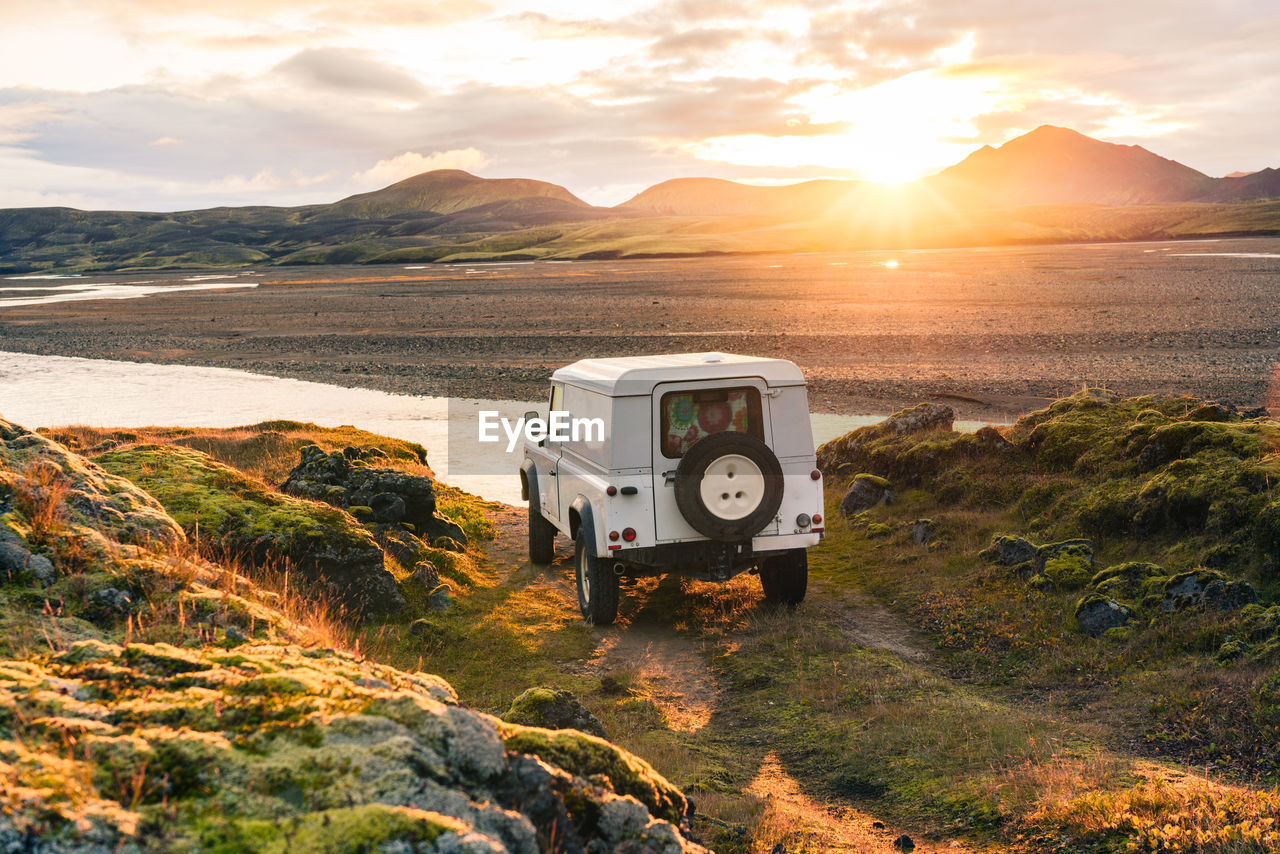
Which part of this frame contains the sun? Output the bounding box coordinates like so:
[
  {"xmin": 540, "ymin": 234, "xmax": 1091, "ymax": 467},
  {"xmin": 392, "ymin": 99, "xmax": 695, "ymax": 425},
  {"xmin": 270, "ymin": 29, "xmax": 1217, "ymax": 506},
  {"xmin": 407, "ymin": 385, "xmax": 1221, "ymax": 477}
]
[{"xmin": 688, "ymin": 64, "xmax": 1014, "ymax": 185}]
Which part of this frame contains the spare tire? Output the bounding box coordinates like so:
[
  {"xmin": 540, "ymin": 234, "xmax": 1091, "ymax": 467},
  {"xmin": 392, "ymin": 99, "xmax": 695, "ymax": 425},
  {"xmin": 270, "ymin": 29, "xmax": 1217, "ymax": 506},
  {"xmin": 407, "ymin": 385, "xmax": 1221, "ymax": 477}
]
[{"xmin": 674, "ymin": 432, "xmax": 784, "ymax": 541}]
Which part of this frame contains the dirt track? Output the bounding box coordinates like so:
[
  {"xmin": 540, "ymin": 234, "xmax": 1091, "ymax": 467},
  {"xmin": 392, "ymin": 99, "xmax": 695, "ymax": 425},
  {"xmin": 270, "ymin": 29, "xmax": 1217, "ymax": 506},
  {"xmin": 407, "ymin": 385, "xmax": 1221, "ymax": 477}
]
[{"xmin": 482, "ymin": 504, "xmax": 979, "ymax": 852}]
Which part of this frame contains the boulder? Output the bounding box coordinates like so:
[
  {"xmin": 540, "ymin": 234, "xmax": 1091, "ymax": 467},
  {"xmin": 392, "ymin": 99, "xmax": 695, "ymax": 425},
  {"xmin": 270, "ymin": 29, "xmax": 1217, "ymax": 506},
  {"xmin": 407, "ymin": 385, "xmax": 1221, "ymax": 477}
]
[
  {"xmin": 840, "ymin": 474, "xmax": 892, "ymax": 516},
  {"xmin": 1187, "ymin": 402, "xmax": 1237, "ymax": 422},
  {"xmin": 283, "ymin": 445, "xmax": 467, "ymax": 546},
  {"xmin": 982, "ymin": 534, "xmax": 1038, "ymax": 567},
  {"xmin": 1076, "ymin": 595, "xmax": 1133, "ymax": 637},
  {"xmin": 1091, "ymin": 562, "xmax": 1164, "ymax": 599},
  {"xmin": 911, "ymin": 519, "xmax": 935, "ymax": 545},
  {"xmin": 1162, "ymin": 570, "xmax": 1257, "ymax": 613},
  {"xmin": 503, "ymin": 687, "xmax": 608, "ymax": 739},
  {"xmin": 0, "ymin": 536, "xmax": 55, "ymax": 586},
  {"xmin": 1203, "ymin": 579, "xmax": 1259, "ymax": 612},
  {"xmin": 84, "ymin": 587, "xmax": 134, "ymax": 623},
  {"xmin": 816, "ymin": 403, "xmax": 954, "ymax": 475},
  {"xmin": 981, "ymin": 535, "xmax": 1093, "ymax": 576},
  {"xmin": 973, "ymin": 425, "xmax": 1012, "ymax": 451},
  {"xmin": 1043, "ymin": 554, "xmax": 1091, "ymax": 590},
  {"xmin": 882, "ymin": 403, "xmax": 954, "ymax": 435}
]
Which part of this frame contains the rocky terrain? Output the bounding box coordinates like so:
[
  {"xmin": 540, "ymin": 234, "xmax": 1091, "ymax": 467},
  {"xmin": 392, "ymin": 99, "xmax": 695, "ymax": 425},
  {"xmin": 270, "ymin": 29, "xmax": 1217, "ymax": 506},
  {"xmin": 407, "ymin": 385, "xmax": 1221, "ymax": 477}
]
[
  {"xmin": 5, "ymin": 389, "xmax": 1280, "ymax": 853},
  {"xmin": 0, "ymin": 417, "xmax": 708, "ymax": 852}
]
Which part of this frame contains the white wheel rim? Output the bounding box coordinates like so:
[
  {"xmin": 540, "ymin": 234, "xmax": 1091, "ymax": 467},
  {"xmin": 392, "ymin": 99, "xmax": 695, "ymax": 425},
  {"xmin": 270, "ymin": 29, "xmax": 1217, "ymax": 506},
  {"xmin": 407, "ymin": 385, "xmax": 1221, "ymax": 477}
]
[{"xmin": 699, "ymin": 453, "xmax": 765, "ymax": 521}]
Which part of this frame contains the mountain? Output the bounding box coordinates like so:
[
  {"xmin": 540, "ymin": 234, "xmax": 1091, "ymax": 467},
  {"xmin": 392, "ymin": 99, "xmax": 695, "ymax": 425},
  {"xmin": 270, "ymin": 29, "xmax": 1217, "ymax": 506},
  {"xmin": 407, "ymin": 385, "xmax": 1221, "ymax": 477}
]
[
  {"xmin": 321, "ymin": 169, "xmax": 590, "ymax": 219},
  {"xmin": 618, "ymin": 177, "xmax": 858, "ymax": 217},
  {"xmin": 927, "ymin": 125, "xmax": 1218, "ymax": 206},
  {"xmin": 3, "ymin": 129, "xmax": 1280, "ymax": 272}
]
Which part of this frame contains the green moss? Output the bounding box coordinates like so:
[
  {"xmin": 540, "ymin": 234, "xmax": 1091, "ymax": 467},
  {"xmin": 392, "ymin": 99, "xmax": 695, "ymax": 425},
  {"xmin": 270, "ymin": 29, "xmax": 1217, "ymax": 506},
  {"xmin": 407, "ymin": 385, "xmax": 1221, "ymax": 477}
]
[
  {"xmin": 502, "ymin": 726, "xmax": 686, "ymax": 823},
  {"xmin": 1091, "ymin": 562, "xmax": 1165, "ymax": 599},
  {"xmin": 503, "ymin": 686, "xmax": 560, "ymax": 725},
  {"xmin": 199, "ymin": 804, "xmax": 464, "ymax": 853},
  {"xmin": 1043, "ymin": 554, "xmax": 1092, "ymax": 590},
  {"xmin": 93, "ymin": 445, "xmax": 385, "ymax": 594},
  {"xmin": 866, "ymin": 522, "xmax": 893, "ymax": 538}
]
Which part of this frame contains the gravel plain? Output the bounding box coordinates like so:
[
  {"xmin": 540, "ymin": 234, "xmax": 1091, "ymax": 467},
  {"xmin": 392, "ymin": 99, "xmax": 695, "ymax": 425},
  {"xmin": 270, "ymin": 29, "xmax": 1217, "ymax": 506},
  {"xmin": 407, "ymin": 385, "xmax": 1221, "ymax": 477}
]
[{"xmin": 3, "ymin": 238, "xmax": 1280, "ymax": 421}]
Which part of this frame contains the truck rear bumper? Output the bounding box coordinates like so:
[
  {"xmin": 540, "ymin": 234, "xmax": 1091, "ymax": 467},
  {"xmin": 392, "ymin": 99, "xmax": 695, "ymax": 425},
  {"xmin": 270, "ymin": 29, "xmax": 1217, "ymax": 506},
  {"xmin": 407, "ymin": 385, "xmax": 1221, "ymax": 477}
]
[
  {"xmin": 605, "ymin": 531, "xmax": 820, "ymax": 581},
  {"xmin": 752, "ymin": 531, "xmax": 822, "ymax": 552}
]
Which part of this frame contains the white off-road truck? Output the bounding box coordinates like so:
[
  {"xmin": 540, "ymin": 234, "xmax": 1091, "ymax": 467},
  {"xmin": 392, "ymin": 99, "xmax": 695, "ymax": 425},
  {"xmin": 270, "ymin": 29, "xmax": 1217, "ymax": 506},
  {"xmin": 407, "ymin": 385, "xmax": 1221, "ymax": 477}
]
[{"xmin": 520, "ymin": 352, "xmax": 824, "ymax": 624}]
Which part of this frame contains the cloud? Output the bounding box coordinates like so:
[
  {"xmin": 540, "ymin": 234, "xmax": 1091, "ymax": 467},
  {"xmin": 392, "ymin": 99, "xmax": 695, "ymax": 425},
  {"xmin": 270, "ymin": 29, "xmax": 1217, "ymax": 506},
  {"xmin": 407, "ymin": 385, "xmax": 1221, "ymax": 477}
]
[
  {"xmin": 1, "ymin": 0, "xmax": 1279, "ymax": 208},
  {"xmin": 0, "ymin": 101, "xmax": 66, "ymax": 144},
  {"xmin": 273, "ymin": 48, "xmax": 427, "ymax": 98},
  {"xmin": 352, "ymin": 149, "xmax": 490, "ymax": 187}
]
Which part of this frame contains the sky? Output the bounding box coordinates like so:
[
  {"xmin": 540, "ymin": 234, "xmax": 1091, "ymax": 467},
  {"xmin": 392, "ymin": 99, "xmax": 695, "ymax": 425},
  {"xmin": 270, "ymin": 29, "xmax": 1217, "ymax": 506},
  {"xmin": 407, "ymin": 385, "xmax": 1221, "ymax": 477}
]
[{"xmin": 0, "ymin": 0, "xmax": 1277, "ymax": 210}]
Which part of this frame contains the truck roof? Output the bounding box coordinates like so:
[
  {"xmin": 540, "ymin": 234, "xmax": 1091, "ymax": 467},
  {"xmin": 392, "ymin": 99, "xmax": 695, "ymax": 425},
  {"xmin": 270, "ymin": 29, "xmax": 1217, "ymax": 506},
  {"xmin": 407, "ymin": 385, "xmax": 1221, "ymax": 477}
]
[{"xmin": 552, "ymin": 352, "xmax": 806, "ymax": 396}]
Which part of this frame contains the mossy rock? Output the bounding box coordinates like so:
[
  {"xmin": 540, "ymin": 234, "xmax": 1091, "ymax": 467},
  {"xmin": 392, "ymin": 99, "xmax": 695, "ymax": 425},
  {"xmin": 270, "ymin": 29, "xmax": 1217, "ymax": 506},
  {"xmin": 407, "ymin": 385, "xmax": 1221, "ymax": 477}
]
[
  {"xmin": 1027, "ymin": 574, "xmax": 1055, "ymax": 592},
  {"xmin": 1217, "ymin": 639, "xmax": 1248, "ymax": 663},
  {"xmin": 502, "ymin": 726, "xmax": 687, "ymax": 823},
  {"xmin": 94, "ymin": 445, "xmax": 403, "ymax": 615},
  {"xmin": 0, "ymin": 418, "xmax": 185, "ymax": 553},
  {"xmin": 866, "ymin": 522, "xmax": 893, "ymax": 538},
  {"xmin": 1091, "ymin": 562, "xmax": 1165, "ymax": 599},
  {"xmin": 1075, "ymin": 594, "xmax": 1133, "ymax": 638},
  {"xmin": 503, "ymin": 686, "xmax": 606, "ymax": 738},
  {"xmin": 1043, "ymin": 554, "xmax": 1092, "ymax": 590},
  {"xmin": 0, "ymin": 642, "xmax": 702, "ymax": 851}
]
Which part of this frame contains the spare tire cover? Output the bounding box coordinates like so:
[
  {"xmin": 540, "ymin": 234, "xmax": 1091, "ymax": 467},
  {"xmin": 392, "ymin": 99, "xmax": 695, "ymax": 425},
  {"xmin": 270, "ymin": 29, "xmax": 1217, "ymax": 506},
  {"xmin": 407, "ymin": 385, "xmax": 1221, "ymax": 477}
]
[{"xmin": 674, "ymin": 431, "xmax": 784, "ymax": 540}]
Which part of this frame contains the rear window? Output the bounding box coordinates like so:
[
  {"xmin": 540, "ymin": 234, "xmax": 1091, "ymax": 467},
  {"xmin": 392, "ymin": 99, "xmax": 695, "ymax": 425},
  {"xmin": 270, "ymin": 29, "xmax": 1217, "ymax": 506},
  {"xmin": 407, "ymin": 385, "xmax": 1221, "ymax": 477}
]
[{"xmin": 660, "ymin": 387, "xmax": 763, "ymax": 458}]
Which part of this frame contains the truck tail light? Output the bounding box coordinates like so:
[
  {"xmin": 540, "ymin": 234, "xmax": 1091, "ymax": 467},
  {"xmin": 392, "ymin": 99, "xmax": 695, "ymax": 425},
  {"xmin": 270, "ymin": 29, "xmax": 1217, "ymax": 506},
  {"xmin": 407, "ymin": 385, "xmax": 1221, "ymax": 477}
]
[
  {"xmin": 622, "ymin": 527, "xmax": 636, "ymax": 542},
  {"xmin": 810, "ymin": 469, "xmax": 821, "ymax": 480},
  {"xmin": 813, "ymin": 513, "xmax": 822, "ymax": 525},
  {"xmin": 606, "ymin": 485, "xmax": 617, "ymax": 496},
  {"xmin": 609, "ymin": 530, "xmax": 619, "ymax": 541}
]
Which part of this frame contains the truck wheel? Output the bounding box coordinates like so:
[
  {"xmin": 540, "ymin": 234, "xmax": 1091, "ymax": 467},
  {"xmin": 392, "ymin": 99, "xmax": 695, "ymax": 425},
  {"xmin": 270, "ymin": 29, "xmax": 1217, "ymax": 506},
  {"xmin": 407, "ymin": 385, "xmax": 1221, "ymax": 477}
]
[
  {"xmin": 575, "ymin": 526, "xmax": 618, "ymax": 625},
  {"xmin": 674, "ymin": 432, "xmax": 784, "ymax": 541},
  {"xmin": 528, "ymin": 499, "xmax": 556, "ymax": 565},
  {"xmin": 760, "ymin": 549, "xmax": 808, "ymax": 605}
]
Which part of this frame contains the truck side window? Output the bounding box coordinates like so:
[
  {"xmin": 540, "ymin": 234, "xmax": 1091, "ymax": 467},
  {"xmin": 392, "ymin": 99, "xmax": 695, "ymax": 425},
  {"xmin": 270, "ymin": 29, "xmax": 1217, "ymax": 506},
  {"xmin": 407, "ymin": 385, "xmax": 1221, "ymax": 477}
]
[
  {"xmin": 549, "ymin": 384, "xmax": 563, "ymax": 415},
  {"xmin": 660, "ymin": 386, "xmax": 762, "ymax": 458}
]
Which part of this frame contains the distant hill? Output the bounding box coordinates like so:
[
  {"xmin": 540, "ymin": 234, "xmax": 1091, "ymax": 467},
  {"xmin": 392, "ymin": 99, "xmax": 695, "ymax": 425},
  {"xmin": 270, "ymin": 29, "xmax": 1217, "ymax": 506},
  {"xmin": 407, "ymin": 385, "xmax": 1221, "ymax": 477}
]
[
  {"xmin": 1200, "ymin": 167, "xmax": 1280, "ymax": 203},
  {"xmin": 618, "ymin": 177, "xmax": 858, "ymax": 217},
  {"xmin": 0, "ymin": 171, "xmax": 617, "ymax": 271},
  {"xmin": 2, "ymin": 128, "xmax": 1279, "ymax": 272},
  {"xmin": 321, "ymin": 169, "xmax": 590, "ymax": 218}
]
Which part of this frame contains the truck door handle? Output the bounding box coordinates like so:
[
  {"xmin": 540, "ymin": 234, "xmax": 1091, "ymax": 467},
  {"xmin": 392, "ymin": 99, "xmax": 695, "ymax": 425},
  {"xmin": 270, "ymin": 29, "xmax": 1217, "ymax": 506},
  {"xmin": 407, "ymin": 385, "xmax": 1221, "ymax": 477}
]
[
  {"xmin": 548, "ymin": 470, "xmax": 557, "ymax": 477},
  {"xmin": 662, "ymin": 470, "xmax": 675, "ymax": 485}
]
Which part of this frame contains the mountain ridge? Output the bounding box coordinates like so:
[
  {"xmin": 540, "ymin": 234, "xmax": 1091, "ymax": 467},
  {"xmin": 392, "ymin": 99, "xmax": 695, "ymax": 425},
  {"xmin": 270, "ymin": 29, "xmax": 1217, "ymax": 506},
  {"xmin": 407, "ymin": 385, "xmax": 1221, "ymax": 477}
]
[{"xmin": 3, "ymin": 125, "xmax": 1279, "ymax": 271}]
